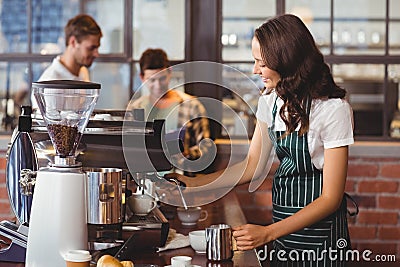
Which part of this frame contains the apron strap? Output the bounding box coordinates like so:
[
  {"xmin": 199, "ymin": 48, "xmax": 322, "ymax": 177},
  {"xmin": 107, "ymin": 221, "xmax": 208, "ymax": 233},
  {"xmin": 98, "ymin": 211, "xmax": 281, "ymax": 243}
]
[{"xmin": 344, "ymin": 192, "xmax": 359, "ymax": 217}]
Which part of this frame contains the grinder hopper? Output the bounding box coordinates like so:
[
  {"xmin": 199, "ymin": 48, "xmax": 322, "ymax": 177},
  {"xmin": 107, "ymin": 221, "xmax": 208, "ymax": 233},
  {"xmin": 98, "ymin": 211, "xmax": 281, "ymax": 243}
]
[{"xmin": 33, "ymin": 80, "xmax": 100, "ymax": 165}]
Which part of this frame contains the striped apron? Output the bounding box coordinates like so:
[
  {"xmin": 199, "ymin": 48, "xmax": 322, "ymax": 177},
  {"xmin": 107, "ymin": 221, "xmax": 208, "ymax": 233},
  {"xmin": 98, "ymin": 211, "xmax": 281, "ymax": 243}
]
[{"xmin": 268, "ymin": 97, "xmax": 351, "ymax": 267}]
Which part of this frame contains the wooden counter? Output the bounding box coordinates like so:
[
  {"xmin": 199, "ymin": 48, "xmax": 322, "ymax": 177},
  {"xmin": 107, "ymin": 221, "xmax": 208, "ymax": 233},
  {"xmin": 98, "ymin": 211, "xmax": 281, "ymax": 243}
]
[
  {"xmin": 0, "ymin": 263, "xmax": 23, "ymax": 267},
  {"xmin": 0, "ymin": 191, "xmax": 261, "ymax": 267},
  {"xmin": 119, "ymin": 191, "xmax": 261, "ymax": 267}
]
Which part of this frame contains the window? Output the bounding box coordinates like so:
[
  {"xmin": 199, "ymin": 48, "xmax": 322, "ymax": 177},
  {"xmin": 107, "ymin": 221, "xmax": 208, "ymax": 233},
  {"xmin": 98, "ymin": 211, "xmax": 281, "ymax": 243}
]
[
  {"xmin": 133, "ymin": 0, "xmax": 185, "ymax": 60},
  {"xmin": 0, "ymin": 0, "xmax": 186, "ymax": 131},
  {"xmin": 221, "ymin": 0, "xmax": 400, "ymax": 140}
]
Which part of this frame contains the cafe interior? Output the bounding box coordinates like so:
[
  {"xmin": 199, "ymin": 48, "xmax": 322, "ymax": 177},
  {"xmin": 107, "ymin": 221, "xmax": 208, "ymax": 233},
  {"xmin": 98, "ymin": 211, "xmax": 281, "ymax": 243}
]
[{"xmin": 0, "ymin": 0, "xmax": 399, "ymax": 266}]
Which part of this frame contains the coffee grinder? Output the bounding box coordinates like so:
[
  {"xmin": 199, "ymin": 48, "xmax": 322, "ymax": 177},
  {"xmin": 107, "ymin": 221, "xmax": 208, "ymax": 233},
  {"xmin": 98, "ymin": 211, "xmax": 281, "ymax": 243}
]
[{"xmin": 26, "ymin": 80, "xmax": 100, "ymax": 267}]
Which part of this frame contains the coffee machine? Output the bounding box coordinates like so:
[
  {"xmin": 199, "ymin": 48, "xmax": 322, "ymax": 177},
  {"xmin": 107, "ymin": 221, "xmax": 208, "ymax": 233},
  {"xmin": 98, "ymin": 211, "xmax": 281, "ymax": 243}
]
[
  {"xmin": 26, "ymin": 80, "xmax": 100, "ymax": 267},
  {"xmin": 3, "ymin": 84, "xmax": 183, "ymax": 263}
]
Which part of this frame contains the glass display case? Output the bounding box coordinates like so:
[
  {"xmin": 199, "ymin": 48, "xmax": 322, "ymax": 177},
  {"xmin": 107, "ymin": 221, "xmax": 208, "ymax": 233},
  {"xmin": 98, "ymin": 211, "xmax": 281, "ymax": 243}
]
[
  {"xmin": 133, "ymin": 0, "xmax": 185, "ymax": 60},
  {"xmin": 220, "ymin": 0, "xmax": 400, "ymax": 140},
  {"xmin": 333, "ymin": 63, "xmax": 397, "ymax": 136},
  {"xmin": 86, "ymin": 0, "xmax": 124, "ymax": 54},
  {"xmin": 389, "ymin": 0, "xmax": 400, "ymax": 55},
  {"xmin": 222, "ymin": 0, "xmax": 276, "ymax": 61}
]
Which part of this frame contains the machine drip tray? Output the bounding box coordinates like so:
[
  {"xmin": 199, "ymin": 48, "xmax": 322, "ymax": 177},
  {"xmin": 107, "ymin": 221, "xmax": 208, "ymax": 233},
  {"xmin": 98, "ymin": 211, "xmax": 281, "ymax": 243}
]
[
  {"xmin": 88, "ymin": 223, "xmax": 122, "ymax": 242},
  {"xmin": 0, "ymin": 221, "xmax": 27, "ymax": 262},
  {"xmin": 122, "ymin": 208, "xmax": 169, "ymax": 249},
  {"xmin": 126, "ymin": 214, "xmax": 165, "ymax": 227},
  {"xmin": 88, "ymin": 208, "xmax": 169, "ymax": 263}
]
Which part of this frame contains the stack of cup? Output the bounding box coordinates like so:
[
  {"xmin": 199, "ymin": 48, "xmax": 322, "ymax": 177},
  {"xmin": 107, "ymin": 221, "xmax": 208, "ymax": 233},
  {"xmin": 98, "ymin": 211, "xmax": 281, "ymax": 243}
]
[
  {"xmin": 170, "ymin": 256, "xmax": 192, "ymax": 267},
  {"xmin": 64, "ymin": 250, "xmax": 92, "ymax": 267}
]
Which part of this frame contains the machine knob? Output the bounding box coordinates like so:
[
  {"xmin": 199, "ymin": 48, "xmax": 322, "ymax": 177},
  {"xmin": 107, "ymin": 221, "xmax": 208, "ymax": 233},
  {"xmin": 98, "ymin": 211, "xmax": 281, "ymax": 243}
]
[{"xmin": 19, "ymin": 169, "xmax": 37, "ymax": 196}]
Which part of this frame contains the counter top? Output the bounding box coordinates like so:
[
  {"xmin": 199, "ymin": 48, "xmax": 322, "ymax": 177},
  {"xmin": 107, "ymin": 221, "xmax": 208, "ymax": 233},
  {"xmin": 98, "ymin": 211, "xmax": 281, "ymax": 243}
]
[
  {"xmin": 0, "ymin": 191, "xmax": 261, "ymax": 267},
  {"xmin": 116, "ymin": 191, "xmax": 261, "ymax": 267}
]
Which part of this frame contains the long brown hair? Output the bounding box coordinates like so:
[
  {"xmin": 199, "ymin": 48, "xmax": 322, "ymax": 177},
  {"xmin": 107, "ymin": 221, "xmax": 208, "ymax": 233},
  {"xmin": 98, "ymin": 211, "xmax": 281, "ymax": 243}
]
[{"xmin": 255, "ymin": 14, "xmax": 346, "ymax": 136}]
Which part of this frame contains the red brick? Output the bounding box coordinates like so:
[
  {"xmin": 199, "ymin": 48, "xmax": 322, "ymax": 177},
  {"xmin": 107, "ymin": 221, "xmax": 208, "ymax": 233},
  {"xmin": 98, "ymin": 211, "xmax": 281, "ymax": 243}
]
[
  {"xmin": 357, "ymin": 211, "xmax": 398, "ymax": 224},
  {"xmin": 378, "ymin": 196, "xmax": 400, "ymax": 209},
  {"xmin": 355, "ymin": 242, "xmax": 398, "ymax": 258},
  {"xmin": 349, "ymin": 225, "xmax": 377, "ymax": 239},
  {"xmin": 0, "ymin": 157, "xmax": 6, "ymax": 170},
  {"xmin": 254, "ymin": 191, "xmax": 272, "ymax": 207},
  {"xmin": 379, "ymin": 227, "xmax": 400, "ymax": 240},
  {"xmin": 351, "ymin": 195, "xmax": 376, "ymax": 208},
  {"xmin": 397, "ymin": 246, "xmax": 400, "ymax": 262},
  {"xmin": 0, "ymin": 186, "xmax": 8, "ymax": 198},
  {"xmin": 0, "ymin": 173, "xmax": 5, "ymax": 184},
  {"xmin": 359, "ymin": 157, "xmax": 396, "ymax": 163},
  {"xmin": 0, "ymin": 202, "xmax": 12, "ymax": 214},
  {"xmin": 358, "ymin": 180, "xmax": 398, "ymax": 193},
  {"xmin": 345, "ymin": 180, "xmax": 356, "ymax": 192},
  {"xmin": 347, "ymin": 163, "xmax": 379, "ymax": 177},
  {"xmin": 381, "ymin": 164, "xmax": 400, "ymax": 179}
]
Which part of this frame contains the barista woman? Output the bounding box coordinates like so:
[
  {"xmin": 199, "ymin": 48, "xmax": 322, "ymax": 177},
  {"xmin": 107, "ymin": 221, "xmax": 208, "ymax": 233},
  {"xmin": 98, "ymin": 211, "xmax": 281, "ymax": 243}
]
[{"xmin": 170, "ymin": 14, "xmax": 354, "ymax": 266}]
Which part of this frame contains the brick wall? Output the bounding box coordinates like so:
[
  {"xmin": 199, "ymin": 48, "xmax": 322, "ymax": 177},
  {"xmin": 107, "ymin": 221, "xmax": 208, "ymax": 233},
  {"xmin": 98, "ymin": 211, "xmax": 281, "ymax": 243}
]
[{"xmin": 0, "ymin": 152, "xmax": 16, "ymax": 221}]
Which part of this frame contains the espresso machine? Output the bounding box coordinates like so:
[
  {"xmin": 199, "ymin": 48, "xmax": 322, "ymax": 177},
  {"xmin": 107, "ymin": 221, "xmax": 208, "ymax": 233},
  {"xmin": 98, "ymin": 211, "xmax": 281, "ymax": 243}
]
[{"xmin": 2, "ymin": 82, "xmax": 184, "ymax": 263}]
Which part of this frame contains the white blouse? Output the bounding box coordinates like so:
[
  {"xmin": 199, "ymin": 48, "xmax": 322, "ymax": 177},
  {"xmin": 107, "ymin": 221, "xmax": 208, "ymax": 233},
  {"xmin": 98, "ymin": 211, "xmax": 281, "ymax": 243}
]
[{"xmin": 256, "ymin": 91, "xmax": 354, "ymax": 170}]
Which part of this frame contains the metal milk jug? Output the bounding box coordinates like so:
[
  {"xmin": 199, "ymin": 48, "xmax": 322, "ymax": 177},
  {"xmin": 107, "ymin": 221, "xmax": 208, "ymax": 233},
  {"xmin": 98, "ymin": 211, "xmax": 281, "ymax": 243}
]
[{"xmin": 206, "ymin": 224, "xmax": 233, "ymax": 261}]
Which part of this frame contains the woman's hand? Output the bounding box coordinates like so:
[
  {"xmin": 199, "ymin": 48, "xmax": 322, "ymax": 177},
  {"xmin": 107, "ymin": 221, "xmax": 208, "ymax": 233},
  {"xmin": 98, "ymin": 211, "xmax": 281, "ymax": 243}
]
[{"xmin": 232, "ymin": 224, "xmax": 273, "ymax": 250}]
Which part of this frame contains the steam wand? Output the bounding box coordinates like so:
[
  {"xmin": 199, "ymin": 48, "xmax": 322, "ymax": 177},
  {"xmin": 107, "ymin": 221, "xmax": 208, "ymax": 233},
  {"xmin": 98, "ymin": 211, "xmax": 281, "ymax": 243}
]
[{"xmin": 151, "ymin": 172, "xmax": 188, "ymax": 210}]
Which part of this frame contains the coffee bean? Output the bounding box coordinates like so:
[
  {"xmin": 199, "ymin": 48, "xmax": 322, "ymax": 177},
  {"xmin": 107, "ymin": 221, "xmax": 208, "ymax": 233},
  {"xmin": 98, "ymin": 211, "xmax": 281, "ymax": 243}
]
[{"xmin": 47, "ymin": 124, "xmax": 80, "ymax": 157}]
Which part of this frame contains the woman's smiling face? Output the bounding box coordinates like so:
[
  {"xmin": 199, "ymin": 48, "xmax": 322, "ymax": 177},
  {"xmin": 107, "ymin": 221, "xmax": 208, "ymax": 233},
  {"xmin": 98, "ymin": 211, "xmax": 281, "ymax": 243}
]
[{"xmin": 251, "ymin": 37, "xmax": 281, "ymax": 90}]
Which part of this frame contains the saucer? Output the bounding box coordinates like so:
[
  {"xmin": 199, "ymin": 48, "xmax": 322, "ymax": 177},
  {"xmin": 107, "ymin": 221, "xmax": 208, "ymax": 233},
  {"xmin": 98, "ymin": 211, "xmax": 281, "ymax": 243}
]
[
  {"xmin": 181, "ymin": 222, "xmax": 197, "ymax": 226},
  {"xmin": 135, "ymin": 213, "xmax": 149, "ymax": 217},
  {"xmin": 195, "ymin": 250, "xmax": 206, "ymax": 254}
]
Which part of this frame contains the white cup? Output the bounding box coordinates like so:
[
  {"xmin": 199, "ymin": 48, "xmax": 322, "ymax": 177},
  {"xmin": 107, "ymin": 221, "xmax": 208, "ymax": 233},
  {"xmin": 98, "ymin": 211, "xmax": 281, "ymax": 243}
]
[
  {"xmin": 93, "ymin": 113, "xmax": 113, "ymax": 120},
  {"xmin": 189, "ymin": 230, "xmax": 206, "ymax": 254},
  {"xmin": 63, "ymin": 250, "xmax": 91, "ymax": 267},
  {"xmin": 171, "ymin": 255, "xmax": 192, "ymax": 267},
  {"xmin": 177, "ymin": 206, "xmax": 208, "ymax": 226},
  {"xmin": 127, "ymin": 193, "xmax": 157, "ymax": 216}
]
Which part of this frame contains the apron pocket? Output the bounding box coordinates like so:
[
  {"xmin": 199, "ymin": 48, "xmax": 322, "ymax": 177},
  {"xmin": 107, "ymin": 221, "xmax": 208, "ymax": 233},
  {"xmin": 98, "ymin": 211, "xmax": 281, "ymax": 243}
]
[
  {"xmin": 273, "ymin": 204, "xmax": 332, "ymax": 251},
  {"xmin": 276, "ymin": 220, "xmax": 332, "ymax": 251}
]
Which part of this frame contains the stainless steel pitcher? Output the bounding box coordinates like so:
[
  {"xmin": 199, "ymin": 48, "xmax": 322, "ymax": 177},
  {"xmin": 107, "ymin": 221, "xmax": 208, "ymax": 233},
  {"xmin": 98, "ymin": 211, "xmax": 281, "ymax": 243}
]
[
  {"xmin": 206, "ymin": 224, "xmax": 233, "ymax": 261},
  {"xmin": 86, "ymin": 168, "xmax": 123, "ymax": 224}
]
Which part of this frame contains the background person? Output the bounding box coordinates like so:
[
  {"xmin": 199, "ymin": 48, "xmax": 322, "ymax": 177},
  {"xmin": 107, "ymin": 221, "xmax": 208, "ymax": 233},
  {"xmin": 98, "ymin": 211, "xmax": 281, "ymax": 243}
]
[
  {"xmin": 128, "ymin": 48, "xmax": 211, "ymax": 175},
  {"xmin": 31, "ymin": 14, "xmax": 102, "ymax": 110},
  {"xmin": 170, "ymin": 14, "xmax": 355, "ymax": 266}
]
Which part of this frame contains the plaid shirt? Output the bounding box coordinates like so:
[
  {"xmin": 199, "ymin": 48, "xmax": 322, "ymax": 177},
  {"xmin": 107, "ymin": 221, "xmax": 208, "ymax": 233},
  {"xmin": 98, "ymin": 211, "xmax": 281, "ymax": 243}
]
[{"xmin": 128, "ymin": 90, "xmax": 210, "ymax": 164}]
